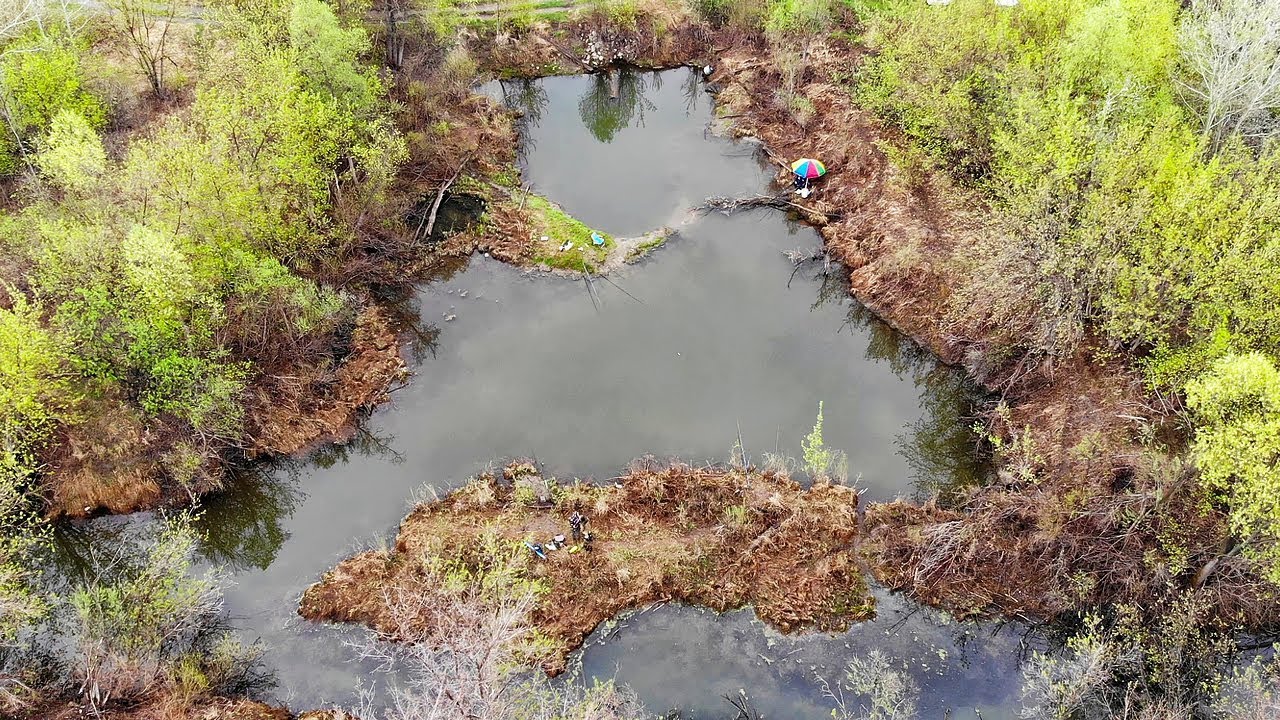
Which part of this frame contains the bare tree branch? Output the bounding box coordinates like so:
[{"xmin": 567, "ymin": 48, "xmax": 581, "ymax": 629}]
[
  {"xmin": 105, "ymin": 0, "xmax": 180, "ymax": 98},
  {"xmin": 1180, "ymin": 0, "xmax": 1280, "ymax": 153}
]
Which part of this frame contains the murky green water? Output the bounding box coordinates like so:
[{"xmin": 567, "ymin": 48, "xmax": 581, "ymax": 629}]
[{"xmin": 59, "ymin": 68, "xmax": 1023, "ymax": 717}]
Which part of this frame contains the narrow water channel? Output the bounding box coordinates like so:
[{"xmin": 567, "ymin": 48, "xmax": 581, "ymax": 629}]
[{"xmin": 59, "ymin": 68, "xmax": 1024, "ymax": 717}]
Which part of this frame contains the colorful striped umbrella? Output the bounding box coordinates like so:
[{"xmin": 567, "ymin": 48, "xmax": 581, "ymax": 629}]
[{"xmin": 791, "ymin": 158, "xmax": 827, "ymax": 179}]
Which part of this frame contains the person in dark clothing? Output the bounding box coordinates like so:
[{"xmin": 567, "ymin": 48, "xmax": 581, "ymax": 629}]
[
  {"xmin": 569, "ymin": 510, "xmax": 585, "ymax": 542},
  {"xmin": 794, "ymin": 173, "xmax": 813, "ymax": 197}
]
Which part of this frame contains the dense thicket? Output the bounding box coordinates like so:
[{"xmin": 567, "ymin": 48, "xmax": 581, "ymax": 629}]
[
  {"xmin": 0, "ymin": 0, "xmax": 406, "ymax": 709},
  {"xmin": 1, "ymin": 3, "xmax": 400, "ymax": 471},
  {"xmin": 853, "ymin": 0, "xmax": 1280, "ymax": 582}
]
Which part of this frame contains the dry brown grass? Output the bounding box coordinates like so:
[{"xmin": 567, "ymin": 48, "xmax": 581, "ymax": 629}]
[
  {"xmin": 244, "ymin": 306, "xmax": 406, "ymax": 458},
  {"xmin": 44, "ymin": 395, "xmax": 162, "ymax": 518},
  {"xmin": 465, "ymin": 8, "xmax": 711, "ymax": 77},
  {"xmin": 864, "ymin": 449, "xmax": 1280, "ymax": 632},
  {"xmin": 300, "ymin": 459, "xmax": 870, "ymax": 675},
  {"xmin": 25, "ymin": 696, "xmax": 291, "ymax": 720}
]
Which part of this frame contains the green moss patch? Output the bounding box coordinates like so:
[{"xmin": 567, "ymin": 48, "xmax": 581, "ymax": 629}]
[{"xmin": 524, "ymin": 194, "xmax": 613, "ymax": 272}]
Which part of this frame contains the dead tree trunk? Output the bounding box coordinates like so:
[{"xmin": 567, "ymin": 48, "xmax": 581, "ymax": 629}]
[{"xmin": 385, "ymin": 1, "xmax": 404, "ymax": 69}]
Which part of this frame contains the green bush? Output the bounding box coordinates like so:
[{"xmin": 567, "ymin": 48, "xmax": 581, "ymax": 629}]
[
  {"xmin": 288, "ymin": 0, "xmax": 380, "ymax": 111},
  {"xmin": 764, "ymin": 0, "xmax": 833, "ymax": 41},
  {"xmin": 802, "ymin": 401, "xmax": 849, "ymax": 483},
  {"xmin": 0, "ymin": 293, "xmax": 64, "ymax": 644},
  {"xmin": 857, "ymin": 0, "xmax": 1280, "ymax": 385},
  {"xmin": 70, "ymin": 514, "xmax": 262, "ymax": 708},
  {"xmin": 1186, "ymin": 353, "xmax": 1280, "ymax": 584},
  {"xmin": 36, "ymin": 109, "xmax": 107, "ymax": 193},
  {"xmin": 0, "ymin": 37, "xmax": 107, "ymax": 175}
]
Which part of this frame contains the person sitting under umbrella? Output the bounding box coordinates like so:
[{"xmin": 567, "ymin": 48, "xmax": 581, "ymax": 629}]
[{"xmin": 790, "ymin": 157, "xmax": 827, "ymax": 198}]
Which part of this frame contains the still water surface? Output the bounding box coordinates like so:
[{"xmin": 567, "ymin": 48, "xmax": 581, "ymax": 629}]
[{"xmin": 64, "ymin": 68, "xmax": 1026, "ymax": 717}]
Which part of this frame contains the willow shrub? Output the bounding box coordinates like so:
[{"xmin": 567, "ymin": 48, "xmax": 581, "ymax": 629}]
[
  {"xmin": 0, "ymin": 295, "xmax": 66, "ymax": 643},
  {"xmin": 69, "ymin": 514, "xmax": 260, "ymax": 708},
  {"xmin": 855, "ymin": 0, "xmax": 1083, "ymax": 180},
  {"xmin": 1186, "ymin": 353, "xmax": 1280, "ymax": 583},
  {"xmin": 856, "ymin": 0, "xmax": 1280, "ymax": 389},
  {"xmin": 0, "ymin": 36, "xmax": 107, "ymax": 175}
]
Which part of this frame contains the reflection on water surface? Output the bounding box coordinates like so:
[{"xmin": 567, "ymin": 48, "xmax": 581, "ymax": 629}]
[{"xmin": 56, "ymin": 67, "xmax": 1009, "ymax": 714}]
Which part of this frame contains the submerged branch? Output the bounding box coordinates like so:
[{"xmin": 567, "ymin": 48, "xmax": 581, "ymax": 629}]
[{"xmin": 697, "ymin": 194, "xmax": 842, "ymax": 221}]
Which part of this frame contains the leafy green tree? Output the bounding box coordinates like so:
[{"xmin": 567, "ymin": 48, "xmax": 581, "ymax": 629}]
[
  {"xmin": 1185, "ymin": 353, "xmax": 1280, "ymax": 584},
  {"xmin": 0, "ymin": 36, "xmax": 106, "ymax": 174},
  {"xmin": 288, "ymin": 0, "xmax": 379, "ymax": 111},
  {"xmin": 36, "ymin": 108, "xmax": 106, "ymax": 194},
  {"xmin": 127, "ymin": 53, "xmax": 348, "ymax": 263},
  {"xmin": 0, "ymin": 292, "xmax": 65, "ymax": 649},
  {"xmin": 204, "ymin": 0, "xmax": 294, "ymax": 40},
  {"xmin": 0, "ymin": 291, "xmax": 70, "ymax": 454}
]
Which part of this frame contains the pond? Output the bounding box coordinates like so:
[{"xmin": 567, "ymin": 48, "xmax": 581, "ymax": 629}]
[{"xmin": 61, "ymin": 68, "xmax": 1022, "ymax": 717}]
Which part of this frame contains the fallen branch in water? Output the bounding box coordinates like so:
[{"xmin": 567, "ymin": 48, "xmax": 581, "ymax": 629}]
[
  {"xmin": 784, "ymin": 246, "xmax": 828, "ymax": 266},
  {"xmin": 417, "ymin": 158, "xmax": 469, "ymax": 242},
  {"xmin": 697, "ymin": 194, "xmax": 842, "ymax": 221}
]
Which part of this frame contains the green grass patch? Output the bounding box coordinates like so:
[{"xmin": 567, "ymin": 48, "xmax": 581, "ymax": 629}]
[
  {"xmin": 524, "ymin": 194, "xmax": 612, "ymax": 271},
  {"xmin": 489, "ymin": 165, "xmax": 521, "ymax": 189},
  {"xmin": 538, "ymin": 9, "xmax": 572, "ymax": 22}
]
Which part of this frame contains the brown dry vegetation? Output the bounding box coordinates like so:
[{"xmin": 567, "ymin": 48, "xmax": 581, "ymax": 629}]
[
  {"xmin": 244, "ymin": 306, "xmax": 406, "ymax": 458},
  {"xmin": 44, "ymin": 394, "xmax": 163, "ymax": 517},
  {"xmin": 299, "ymin": 459, "xmax": 870, "ymax": 675},
  {"xmin": 28, "ymin": 697, "xmax": 293, "ymax": 720},
  {"xmin": 466, "ymin": 5, "xmax": 714, "ymax": 77}
]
